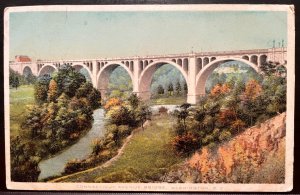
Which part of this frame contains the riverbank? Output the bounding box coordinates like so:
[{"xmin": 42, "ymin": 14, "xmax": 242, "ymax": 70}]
[
  {"xmin": 38, "ymin": 109, "xmax": 106, "ymax": 180},
  {"xmin": 50, "ymin": 114, "xmax": 184, "ymax": 183}
]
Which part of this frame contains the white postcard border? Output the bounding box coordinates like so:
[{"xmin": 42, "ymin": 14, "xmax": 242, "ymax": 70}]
[{"xmin": 4, "ymin": 4, "xmax": 295, "ymax": 192}]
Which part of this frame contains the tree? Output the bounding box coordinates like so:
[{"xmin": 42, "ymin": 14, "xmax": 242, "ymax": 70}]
[
  {"xmin": 243, "ymin": 79, "xmax": 262, "ymax": 101},
  {"xmin": 175, "ymin": 103, "xmax": 191, "ymax": 132},
  {"xmin": 210, "ymin": 83, "xmax": 231, "ymax": 98},
  {"xmin": 104, "ymin": 97, "xmax": 123, "ymax": 110},
  {"xmin": 137, "ymin": 105, "xmax": 152, "ymax": 130},
  {"xmin": 11, "ymin": 137, "xmax": 41, "ymax": 182},
  {"xmin": 260, "ymin": 61, "xmax": 277, "ymax": 76},
  {"xmin": 52, "ymin": 65, "xmax": 86, "ymax": 97},
  {"xmin": 127, "ymin": 93, "xmax": 140, "ymax": 110},
  {"xmin": 13, "ymin": 76, "xmax": 20, "ymax": 89},
  {"xmin": 168, "ymin": 82, "xmax": 174, "ymax": 96},
  {"xmin": 24, "ymin": 72, "xmax": 37, "ymax": 85},
  {"xmin": 157, "ymin": 84, "xmax": 164, "ymax": 95},
  {"xmin": 22, "ymin": 106, "xmax": 43, "ymax": 138},
  {"xmin": 76, "ymin": 82, "xmax": 101, "ymax": 109},
  {"xmin": 183, "ymin": 82, "xmax": 188, "ymax": 94},
  {"xmin": 175, "ymin": 80, "xmax": 182, "ymax": 95},
  {"xmin": 194, "ymin": 107, "xmax": 206, "ymax": 131},
  {"xmin": 87, "ymin": 88, "xmax": 101, "ymax": 109},
  {"xmin": 34, "ymin": 75, "xmax": 51, "ymax": 103},
  {"xmin": 47, "ymin": 80, "xmax": 58, "ymax": 102},
  {"xmin": 108, "ymin": 105, "xmax": 135, "ymax": 127}
]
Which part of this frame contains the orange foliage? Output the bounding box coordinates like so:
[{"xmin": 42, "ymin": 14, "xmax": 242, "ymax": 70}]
[
  {"xmin": 230, "ymin": 119, "xmax": 246, "ymax": 133},
  {"xmin": 188, "ymin": 113, "xmax": 286, "ymax": 183},
  {"xmin": 103, "ymin": 97, "xmax": 123, "ymax": 110},
  {"xmin": 243, "ymin": 79, "xmax": 262, "ymax": 100},
  {"xmin": 210, "ymin": 83, "xmax": 231, "ymax": 98},
  {"xmin": 217, "ymin": 109, "xmax": 235, "ymax": 126},
  {"xmin": 47, "ymin": 79, "xmax": 58, "ymax": 102}
]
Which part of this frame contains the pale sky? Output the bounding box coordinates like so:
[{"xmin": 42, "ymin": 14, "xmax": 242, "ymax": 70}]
[{"xmin": 9, "ymin": 11, "xmax": 287, "ymax": 61}]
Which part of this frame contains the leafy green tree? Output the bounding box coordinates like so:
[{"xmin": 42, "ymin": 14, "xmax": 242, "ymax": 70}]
[
  {"xmin": 168, "ymin": 82, "xmax": 174, "ymax": 96},
  {"xmin": 175, "ymin": 103, "xmax": 191, "ymax": 132},
  {"xmin": 22, "ymin": 106, "xmax": 43, "ymax": 138},
  {"xmin": 137, "ymin": 105, "xmax": 152, "ymax": 130},
  {"xmin": 194, "ymin": 107, "xmax": 206, "ymax": 131},
  {"xmin": 175, "ymin": 80, "xmax": 182, "ymax": 95},
  {"xmin": 11, "ymin": 137, "xmax": 41, "ymax": 182},
  {"xmin": 260, "ymin": 61, "xmax": 277, "ymax": 76},
  {"xmin": 109, "ymin": 106, "xmax": 136, "ymax": 127},
  {"xmin": 76, "ymin": 82, "xmax": 101, "ymax": 109},
  {"xmin": 24, "ymin": 72, "xmax": 37, "ymax": 84},
  {"xmin": 52, "ymin": 65, "xmax": 86, "ymax": 97},
  {"xmin": 11, "ymin": 76, "xmax": 20, "ymax": 89},
  {"xmin": 87, "ymin": 88, "xmax": 101, "ymax": 109},
  {"xmin": 34, "ymin": 75, "xmax": 51, "ymax": 103},
  {"xmin": 183, "ymin": 82, "xmax": 188, "ymax": 94},
  {"xmin": 127, "ymin": 93, "xmax": 140, "ymax": 110}
]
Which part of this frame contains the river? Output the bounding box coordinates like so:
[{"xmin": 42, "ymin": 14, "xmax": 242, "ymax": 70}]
[{"xmin": 38, "ymin": 105, "xmax": 178, "ymax": 180}]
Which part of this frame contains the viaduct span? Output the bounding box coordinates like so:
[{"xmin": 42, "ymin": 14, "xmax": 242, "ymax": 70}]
[{"xmin": 10, "ymin": 47, "xmax": 287, "ymax": 104}]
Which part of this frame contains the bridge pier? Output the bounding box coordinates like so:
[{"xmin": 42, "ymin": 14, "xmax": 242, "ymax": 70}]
[
  {"xmin": 98, "ymin": 89, "xmax": 109, "ymax": 101},
  {"xmin": 135, "ymin": 91, "xmax": 151, "ymax": 102}
]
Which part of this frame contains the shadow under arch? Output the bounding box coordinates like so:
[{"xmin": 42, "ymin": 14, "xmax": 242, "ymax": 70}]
[
  {"xmin": 138, "ymin": 60, "xmax": 189, "ymax": 100},
  {"xmin": 38, "ymin": 64, "xmax": 58, "ymax": 76},
  {"xmin": 96, "ymin": 62, "xmax": 134, "ymax": 98},
  {"xmin": 195, "ymin": 57, "xmax": 259, "ymax": 95}
]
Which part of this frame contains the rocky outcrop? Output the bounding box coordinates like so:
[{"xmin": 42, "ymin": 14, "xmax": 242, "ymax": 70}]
[{"xmin": 162, "ymin": 113, "xmax": 286, "ymax": 183}]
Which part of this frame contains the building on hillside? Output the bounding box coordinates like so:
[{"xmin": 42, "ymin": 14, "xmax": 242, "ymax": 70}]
[{"xmin": 15, "ymin": 55, "xmax": 31, "ymax": 63}]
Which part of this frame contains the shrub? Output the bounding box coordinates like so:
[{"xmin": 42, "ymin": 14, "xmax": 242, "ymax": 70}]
[
  {"xmin": 218, "ymin": 130, "xmax": 232, "ymax": 142},
  {"xmin": 172, "ymin": 132, "xmax": 200, "ymax": 156},
  {"xmin": 118, "ymin": 125, "xmax": 131, "ymax": 137},
  {"xmin": 64, "ymin": 159, "xmax": 83, "ymax": 174},
  {"xmin": 104, "ymin": 97, "xmax": 123, "ymax": 110},
  {"xmin": 92, "ymin": 138, "xmax": 104, "ymax": 156},
  {"xmin": 158, "ymin": 106, "xmax": 168, "ymax": 114}
]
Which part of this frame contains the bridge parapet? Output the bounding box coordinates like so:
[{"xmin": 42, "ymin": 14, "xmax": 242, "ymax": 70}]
[{"xmin": 25, "ymin": 47, "xmax": 286, "ymax": 64}]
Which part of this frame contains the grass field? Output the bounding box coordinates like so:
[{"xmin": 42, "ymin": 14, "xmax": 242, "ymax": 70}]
[
  {"xmin": 150, "ymin": 96, "xmax": 186, "ymax": 105},
  {"xmin": 10, "ymin": 85, "xmax": 35, "ymax": 137},
  {"xmin": 57, "ymin": 114, "xmax": 184, "ymax": 183}
]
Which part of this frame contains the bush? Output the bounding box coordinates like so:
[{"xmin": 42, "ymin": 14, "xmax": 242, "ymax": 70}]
[
  {"xmin": 158, "ymin": 106, "xmax": 168, "ymax": 114},
  {"xmin": 172, "ymin": 132, "xmax": 200, "ymax": 156},
  {"xmin": 92, "ymin": 138, "xmax": 104, "ymax": 156},
  {"xmin": 118, "ymin": 125, "xmax": 131, "ymax": 137},
  {"xmin": 218, "ymin": 130, "xmax": 232, "ymax": 142},
  {"xmin": 64, "ymin": 159, "xmax": 83, "ymax": 174}
]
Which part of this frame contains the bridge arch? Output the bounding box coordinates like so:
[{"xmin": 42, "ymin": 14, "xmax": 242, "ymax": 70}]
[
  {"xmin": 138, "ymin": 60, "xmax": 188, "ymax": 100},
  {"xmin": 38, "ymin": 64, "xmax": 58, "ymax": 76},
  {"xmin": 195, "ymin": 57, "xmax": 259, "ymax": 95},
  {"xmin": 71, "ymin": 63, "xmax": 93, "ymax": 83},
  {"xmin": 22, "ymin": 65, "xmax": 33, "ymax": 76},
  {"xmin": 96, "ymin": 62, "xmax": 134, "ymax": 98}
]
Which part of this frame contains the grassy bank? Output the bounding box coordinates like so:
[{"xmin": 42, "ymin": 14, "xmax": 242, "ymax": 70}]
[
  {"xmin": 150, "ymin": 96, "xmax": 186, "ymax": 105},
  {"xmin": 55, "ymin": 114, "xmax": 184, "ymax": 183},
  {"xmin": 10, "ymin": 85, "xmax": 35, "ymax": 137}
]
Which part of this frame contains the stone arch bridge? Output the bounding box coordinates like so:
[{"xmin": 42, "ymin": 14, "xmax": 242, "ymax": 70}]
[{"xmin": 10, "ymin": 47, "xmax": 287, "ymax": 104}]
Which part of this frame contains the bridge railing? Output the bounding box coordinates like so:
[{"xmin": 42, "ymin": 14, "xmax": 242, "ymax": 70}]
[{"xmin": 9, "ymin": 47, "xmax": 287, "ymax": 65}]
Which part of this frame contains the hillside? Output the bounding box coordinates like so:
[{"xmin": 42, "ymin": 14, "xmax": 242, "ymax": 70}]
[{"xmin": 162, "ymin": 112, "xmax": 286, "ymax": 183}]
